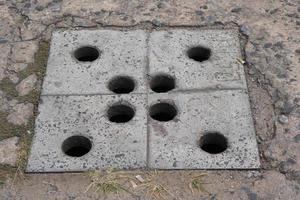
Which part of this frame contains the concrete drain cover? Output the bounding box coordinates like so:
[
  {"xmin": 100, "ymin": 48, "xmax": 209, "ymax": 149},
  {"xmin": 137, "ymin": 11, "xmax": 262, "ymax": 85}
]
[{"xmin": 27, "ymin": 29, "xmax": 260, "ymax": 172}]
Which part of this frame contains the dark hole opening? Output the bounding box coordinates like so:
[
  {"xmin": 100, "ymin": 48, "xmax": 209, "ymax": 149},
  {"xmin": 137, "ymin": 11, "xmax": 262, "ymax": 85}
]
[
  {"xmin": 187, "ymin": 46, "xmax": 211, "ymax": 62},
  {"xmin": 74, "ymin": 46, "xmax": 100, "ymax": 62},
  {"xmin": 149, "ymin": 102, "xmax": 177, "ymax": 122},
  {"xmin": 107, "ymin": 104, "xmax": 135, "ymax": 123},
  {"xmin": 150, "ymin": 74, "xmax": 175, "ymax": 93},
  {"xmin": 199, "ymin": 132, "xmax": 228, "ymax": 154},
  {"xmin": 62, "ymin": 135, "xmax": 92, "ymax": 157},
  {"xmin": 108, "ymin": 76, "xmax": 135, "ymax": 94}
]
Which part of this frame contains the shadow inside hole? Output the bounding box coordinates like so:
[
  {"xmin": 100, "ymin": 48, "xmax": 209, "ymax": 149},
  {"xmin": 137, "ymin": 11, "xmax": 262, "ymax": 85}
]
[
  {"xmin": 108, "ymin": 76, "xmax": 135, "ymax": 94},
  {"xmin": 62, "ymin": 135, "xmax": 92, "ymax": 157},
  {"xmin": 199, "ymin": 132, "xmax": 228, "ymax": 154},
  {"xmin": 187, "ymin": 46, "xmax": 211, "ymax": 62},
  {"xmin": 150, "ymin": 74, "xmax": 175, "ymax": 93},
  {"xmin": 74, "ymin": 46, "xmax": 100, "ymax": 62},
  {"xmin": 107, "ymin": 104, "xmax": 135, "ymax": 123},
  {"xmin": 149, "ymin": 102, "xmax": 177, "ymax": 122}
]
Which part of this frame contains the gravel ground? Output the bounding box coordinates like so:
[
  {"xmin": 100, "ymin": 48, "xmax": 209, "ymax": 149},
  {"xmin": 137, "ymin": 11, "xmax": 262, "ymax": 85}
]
[{"xmin": 0, "ymin": 0, "xmax": 299, "ymax": 199}]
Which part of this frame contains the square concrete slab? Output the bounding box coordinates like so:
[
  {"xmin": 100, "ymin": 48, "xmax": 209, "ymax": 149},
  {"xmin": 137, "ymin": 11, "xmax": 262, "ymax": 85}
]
[
  {"xmin": 148, "ymin": 90, "xmax": 260, "ymax": 169},
  {"xmin": 27, "ymin": 28, "xmax": 260, "ymax": 172},
  {"xmin": 42, "ymin": 30, "xmax": 147, "ymax": 95},
  {"xmin": 149, "ymin": 30, "xmax": 247, "ymax": 91},
  {"xmin": 27, "ymin": 94, "xmax": 147, "ymax": 172}
]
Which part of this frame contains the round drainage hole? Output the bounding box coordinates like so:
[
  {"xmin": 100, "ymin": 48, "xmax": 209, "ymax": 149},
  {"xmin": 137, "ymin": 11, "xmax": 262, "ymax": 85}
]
[
  {"xmin": 108, "ymin": 76, "xmax": 135, "ymax": 94},
  {"xmin": 62, "ymin": 135, "xmax": 92, "ymax": 157},
  {"xmin": 150, "ymin": 74, "xmax": 175, "ymax": 93},
  {"xmin": 107, "ymin": 104, "xmax": 135, "ymax": 123},
  {"xmin": 149, "ymin": 102, "xmax": 177, "ymax": 122},
  {"xmin": 199, "ymin": 132, "xmax": 228, "ymax": 154},
  {"xmin": 187, "ymin": 46, "xmax": 211, "ymax": 62},
  {"xmin": 74, "ymin": 46, "xmax": 100, "ymax": 62}
]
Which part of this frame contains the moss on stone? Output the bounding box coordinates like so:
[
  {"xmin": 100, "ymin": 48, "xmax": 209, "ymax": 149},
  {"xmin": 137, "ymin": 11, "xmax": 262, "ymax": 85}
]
[
  {"xmin": 17, "ymin": 41, "xmax": 50, "ymax": 105},
  {"xmin": 0, "ymin": 78, "xmax": 18, "ymax": 97},
  {"xmin": 18, "ymin": 41, "xmax": 50, "ymax": 81},
  {"xmin": 0, "ymin": 41, "xmax": 50, "ymax": 139},
  {"xmin": 0, "ymin": 111, "xmax": 34, "ymax": 140},
  {"xmin": 0, "ymin": 111, "xmax": 19, "ymax": 140},
  {"xmin": 0, "ymin": 41, "xmax": 50, "ymax": 185},
  {"xmin": 17, "ymin": 88, "xmax": 40, "ymax": 104}
]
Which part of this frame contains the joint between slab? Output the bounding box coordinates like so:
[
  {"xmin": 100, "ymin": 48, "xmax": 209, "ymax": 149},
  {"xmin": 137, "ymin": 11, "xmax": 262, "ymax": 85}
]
[
  {"xmin": 40, "ymin": 92, "xmax": 147, "ymax": 97},
  {"xmin": 167, "ymin": 87, "xmax": 248, "ymax": 94},
  {"xmin": 145, "ymin": 30, "xmax": 151, "ymax": 167}
]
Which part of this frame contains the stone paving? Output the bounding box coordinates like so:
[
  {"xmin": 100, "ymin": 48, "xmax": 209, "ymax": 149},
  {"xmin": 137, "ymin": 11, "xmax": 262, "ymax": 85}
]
[{"xmin": 0, "ymin": 0, "xmax": 299, "ymax": 199}]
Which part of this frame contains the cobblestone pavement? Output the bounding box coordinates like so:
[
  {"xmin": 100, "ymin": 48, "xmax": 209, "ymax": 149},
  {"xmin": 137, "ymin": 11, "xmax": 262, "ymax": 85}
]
[{"xmin": 0, "ymin": 0, "xmax": 299, "ymax": 199}]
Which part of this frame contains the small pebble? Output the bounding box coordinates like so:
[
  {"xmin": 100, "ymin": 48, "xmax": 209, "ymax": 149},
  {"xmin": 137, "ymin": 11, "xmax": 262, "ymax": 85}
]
[
  {"xmin": 231, "ymin": 7, "xmax": 242, "ymax": 13},
  {"xmin": 278, "ymin": 115, "xmax": 289, "ymax": 124},
  {"xmin": 240, "ymin": 24, "xmax": 251, "ymax": 36},
  {"xmin": 248, "ymin": 68, "xmax": 256, "ymax": 75},
  {"xmin": 195, "ymin": 10, "xmax": 204, "ymax": 15},
  {"xmin": 247, "ymin": 171, "xmax": 261, "ymax": 178},
  {"xmin": 264, "ymin": 43, "xmax": 272, "ymax": 48}
]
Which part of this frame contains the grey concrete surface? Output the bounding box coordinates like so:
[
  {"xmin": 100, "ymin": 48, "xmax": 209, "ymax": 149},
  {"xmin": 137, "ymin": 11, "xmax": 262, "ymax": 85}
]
[
  {"xmin": 42, "ymin": 30, "xmax": 147, "ymax": 95},
  {"xmin": 148, "ymin": 90, "xmax": 259, "ymax": 169},
  {"xmin": 149, "ymin": 30, "xmax": 247, "ymax": 91},
  {"xmin": 27, "ymin": 29, "xmax": 259, "ymax": 172},
  {"xmin": 27, "ymin": 94, "xmax": 147, "ymax": 172}
]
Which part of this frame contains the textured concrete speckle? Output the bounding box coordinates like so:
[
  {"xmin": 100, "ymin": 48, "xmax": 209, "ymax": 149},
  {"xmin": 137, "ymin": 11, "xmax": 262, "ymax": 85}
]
[
  {"xmin": 28, "ymin": 29, "xmax": 258, "ymax": 171},
  {"xmin": 42, "ymin": 30, "xmax": 147, "ymax": 95},
  {"xmin": 149, "ymin": 30, "xmax": 247, "ymax": 91},
  {"xmin": 27, "ymin": 94, "xmax": 147, "ymax": 172},
  {"xmin": 148, "ymin": 90, "xmax": 259, "ymax": 169}
]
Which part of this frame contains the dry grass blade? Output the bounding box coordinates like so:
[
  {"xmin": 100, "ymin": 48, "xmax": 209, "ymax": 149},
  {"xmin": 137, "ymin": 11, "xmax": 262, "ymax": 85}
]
[
  {"xmin": 10, "ymin": 136, "xmax": 32, "ymax": 187},
  {"xmin": 94, "ymin": 181, "xmax": 123, "ymax": 194},
  {"xmin": 189, "ymin": 173, "xmax": 207, "ymax": 195},
  {"xmin": 144, "ymin": 183, "xmax": 170, "ymax": 200},
  {"xmin": 85, "ymin": 169, "xmax": 136, "ymax": 196},
  {"xmin": 236, "ymin": 57, "xmax": 246, "ymax": 64},
  {"xmin": 0, "ymin": 168, "xmax": 12, "ymax": 186},
  {"xmin": 139, "ymin": 170, "xmax": 177, "ymax": 200}
]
